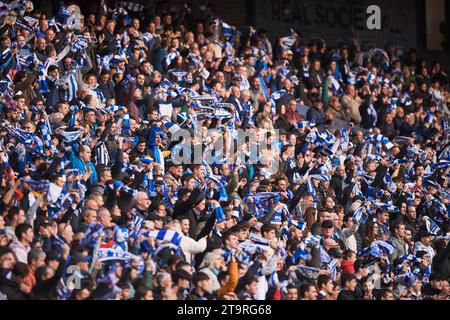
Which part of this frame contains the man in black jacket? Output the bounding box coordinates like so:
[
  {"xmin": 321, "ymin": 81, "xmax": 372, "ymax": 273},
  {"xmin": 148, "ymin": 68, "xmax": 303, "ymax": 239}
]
[
  {"xmin": 173, "ymin": 188, "xmax": 206, "ymax": 239},
  {"xmin": 32, "ymin": 244, "xmax": 69, "ymax": 300},
  {"xmin": 432, "ymin": 239, "xmax": 450, "ymax": 280},
  {"xmin": 331, "ymin": 165, "xmax": 345, "ymax": 204},
  {"xmin": 421, "ymin": 273, "xmax": 445, "ymax": 298},
  {"xmin": 188, "ymin": 272, "xmax": 214, "ymax": 300},
  {"xmin": 306, "ymin": 98, "xmax": 326, "ymax": 129},
  {"xmin": 98, "ymin": 70, "xmax": 116, "ymax": 101},
  {"xmin": 338, "ymin": 272, "xmax": 358, "ymax": 300},
  {"xmin": 395, "ymin": 205, "xmax": 420, "ymax": 240}
]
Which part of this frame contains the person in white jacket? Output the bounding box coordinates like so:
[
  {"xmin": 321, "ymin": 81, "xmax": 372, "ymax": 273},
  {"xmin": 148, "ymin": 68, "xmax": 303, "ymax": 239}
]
[{"xmin": 166, "ymin": 220, "xmax": 207, "ymax": 265}]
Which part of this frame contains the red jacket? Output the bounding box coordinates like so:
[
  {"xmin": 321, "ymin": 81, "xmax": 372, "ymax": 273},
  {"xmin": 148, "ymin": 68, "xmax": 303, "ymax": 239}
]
[{"xmin": 341, "ymin": 259, "xmax": 355, "ymax": 273}]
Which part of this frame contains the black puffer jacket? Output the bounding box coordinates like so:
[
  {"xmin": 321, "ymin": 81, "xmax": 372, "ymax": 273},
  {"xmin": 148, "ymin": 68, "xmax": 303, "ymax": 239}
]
[
  {"xmin": 432, "ymin": 241, "xmax": 450, "ymax": 280},
  {"xmin": 338, "ymin": 289, "xmax": 357, "ymax": 300}
]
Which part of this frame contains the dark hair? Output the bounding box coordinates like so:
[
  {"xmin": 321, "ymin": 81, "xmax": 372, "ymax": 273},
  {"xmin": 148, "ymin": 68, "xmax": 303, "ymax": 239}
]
[
  {"xmin": 175, "ymin": 261, "xmax": 191, "ymax": 272},
  {"xmin": 190, "ymin": 164, "xmax": 203, "ymax": 171},
  {"xmin": 228, "ymin": 224, "xmax": 245, "ymax": 234},
  {"xmin": 6, "ymin": 206, "xmax": 21, "ymax": 223},
  {"xmin": 13, "ymin": 261, "xmax": 29, "ymax": 277},
  {"xmin": 317, "ymin": 274, "xmax": 333, "ymax": 289},
  {"xmin": 47, "ymin": 64, "xmax": 59, "ymax": 73},
  {"xmin": 174, "ymin": 269, "xmax": 192, "ymax": 283},
  {"xmin": 260, "ymin": 224, "xmax": 275, "ymax": 236},
  {"xmin": 286, "ymin": 283, "xmax": 298, "ymax": 291},
  {"xmin": 222, "ymin": 230, "xmax": 237, "ymax": 246},
  {"xmin": 35, "ymin": 265, "xmax": 49, "ymax": 282},
  {"xmin": 362, "ymin": 220, "xmax": 378, "ymax": 244},
  {"xmin": 299, "ymin": 283, "xmax": 315, "ymax": 298},
  {"xmin": 343, "ymin": 214, "xmax": 353, "ymax": 224},
  {"xmin": 15, "ymin": 223, "xmax": 32, "ymax": 241},
  {"xmin": 244, "ymin": 276, "xmax": 258, "ymax": 287},
  {"xmin": 378, "ymin": 288, "xmax": 393, "ymax": 300},
  {"xmin": 0, "ymin": 247, "xmax": 15, "ymax": 259},
  {"xmin": 343, "ymin": 249, "xmax": 355, "ymax": 260},
  {"xmin": 360, "ymin": 275, "xmax": 372, "ymax": 286},
  {"xmin": 341, "ymin": 272, "xmax": 356, "ymax": 288},
  {"xmin": 392, "ymin": 221, "xmax": 405, "ymax": 232},
  {"xmin": 192, "ymin": 271, "xmax": 209, "ymax": 285},
  {"xmin": 274, "ymin": 177, "xmax": 288, "ymax": 186},
  {"xmin": 353, "ymin": 258, "xmax": 365, "ymax": 273},
  {"xmin": 181, "ymin": 174, "xmax": 195, "ymax": 185},
  {"xmin": 217, "ymin": 271, "xmax": 228, "ymax": 283},
  {"xmin": 151, "ymin": 200, "xmax": 164, "ymax": 211},
  {"xmin": 304, "ymin": 207, "xmax": 318, "ymax": 230},
  {"xmin": 177, "ymin": 215, "xmax": 189, "ymax": 222},
  {"xmin": 134, "ymin": 286, "xmax": 152, "ymax": 300},
  {"xmin": 177, "ymin": 188, "xmax": 191, "ymax": 201},
  {"xmin": 434, "ymin": 239, "xmax": 448, "ymax": 256},
  {"xmin": 167, "ymin": 255, "xmax": 181, "ymax": 269}
]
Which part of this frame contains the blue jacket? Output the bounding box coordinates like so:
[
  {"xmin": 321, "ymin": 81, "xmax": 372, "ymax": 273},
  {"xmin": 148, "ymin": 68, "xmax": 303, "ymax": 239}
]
[
  {"xmin": 68, "ymin": 151, "xmax": 98, "ymax": 184},
  {"xmin": 306, "ymin": 106, "xmax": 326, "ymax": 128}
]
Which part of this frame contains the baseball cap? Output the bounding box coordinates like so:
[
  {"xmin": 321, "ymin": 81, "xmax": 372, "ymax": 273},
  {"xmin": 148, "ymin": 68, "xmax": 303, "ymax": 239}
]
[
  {"xmin": 429, "ymin": 273, "xmax": 445, "ymax": 281},
  {"xmin": 321, "ymin": 220, "xmax": 334, "ymax": 229}
]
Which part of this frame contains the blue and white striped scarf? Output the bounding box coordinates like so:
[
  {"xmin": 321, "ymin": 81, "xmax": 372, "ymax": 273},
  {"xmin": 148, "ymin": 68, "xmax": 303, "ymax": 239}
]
[
  {"xmin": 141, "ymin": 229, "xmax": 182, "ymax": 246},
  {"xmin": 328, "ymin": 258, "xmax": 338, "ymax": 280},
  {"xmin": 64, "ymin": 70, "xmax": 78, "ymax": 102},
  {"xmin": 127, "ymin": 209, "xmax": 144, "ymax": 240},
  {"xmin": 295, "ymin": 265, "xmax": 321, "ymax": 281},
  {"xmin": 40, "ymin": 115, "xmax": 53, "ymax": 150},
  {"xmin": 37, "ymin": 62, "xmax": 50, "ymax": 94},
  {"xmin": 59, "ymin": 129, "xmax": 83, "ymax": 143},
  {"xmin": 20, "ymin": 178, "xmax": 50, "ymax": 193},
  {"xmin": 270, "ymin": 90, "xmax": 286, "ymax": 115},
  {"xmin": 97, "ymin": 248, "xmax": 144, "ymax": 273},
  {"xmin": 47, "ymin": 190, "xmax": 75, "ymax": 219},
  {"xmin": 374, "ymin": 240, "xmax": 395, "ymax": 256},
  {"xmin": 79, "ymin": 223, "xmax": 105, "ymax": 249}
]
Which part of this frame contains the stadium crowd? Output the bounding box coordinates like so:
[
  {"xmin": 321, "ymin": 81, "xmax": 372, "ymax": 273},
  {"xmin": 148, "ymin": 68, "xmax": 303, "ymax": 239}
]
[{"xmin": 0, "ymin": 0, "xmax": 449, "ymax": 300}]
